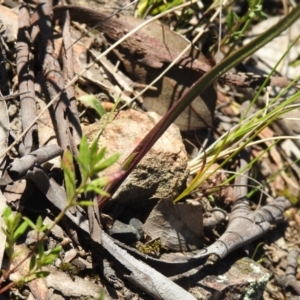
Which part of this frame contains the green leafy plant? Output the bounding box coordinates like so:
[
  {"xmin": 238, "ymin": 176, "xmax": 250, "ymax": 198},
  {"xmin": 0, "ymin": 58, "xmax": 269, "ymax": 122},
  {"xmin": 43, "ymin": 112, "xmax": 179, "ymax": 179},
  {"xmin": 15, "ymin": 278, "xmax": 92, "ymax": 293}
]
[
  {"xmin": 2, "ymin": 207, "xmax": 29, "ymax": 260},
  {"xmin": 136, "ymin": 0, "xmax": 198, "ymax": 32},
  {"xmin": 0, "ymin": 137, "xmax": 120, "ymax": 295},
  {"xmin": 78, "ymin": 94, "xmax": 106, "ymax": 117},
  {"xmin": 0, "ymin": 207, "xmax": 61, "ymax": 294},
  {"xmin": 62, "ymin": 136, "xmax": 121, "ymax": 206},
  {"xmin": 137, "ymin": 0, "xmax": 184, "ymax": 17},
  {"xmin": 225, "ymin": 0, "xmax": 267, "ymax": 47}
]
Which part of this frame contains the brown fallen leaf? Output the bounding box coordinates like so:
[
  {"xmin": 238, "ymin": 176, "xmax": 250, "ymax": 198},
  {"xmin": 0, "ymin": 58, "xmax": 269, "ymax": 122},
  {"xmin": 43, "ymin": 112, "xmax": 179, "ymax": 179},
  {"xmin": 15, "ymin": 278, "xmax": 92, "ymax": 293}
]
[{"xmin": 143, "ymin": 197, "xmax": 204, "ymax": 251}]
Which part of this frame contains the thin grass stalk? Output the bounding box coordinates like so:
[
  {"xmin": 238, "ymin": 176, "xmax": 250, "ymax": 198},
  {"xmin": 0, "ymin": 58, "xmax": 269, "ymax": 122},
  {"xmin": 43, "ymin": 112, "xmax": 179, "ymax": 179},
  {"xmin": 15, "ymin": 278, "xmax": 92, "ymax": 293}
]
[{"xmin": 189, "ymin": 90, "xmax": 300, "ymax": 174}]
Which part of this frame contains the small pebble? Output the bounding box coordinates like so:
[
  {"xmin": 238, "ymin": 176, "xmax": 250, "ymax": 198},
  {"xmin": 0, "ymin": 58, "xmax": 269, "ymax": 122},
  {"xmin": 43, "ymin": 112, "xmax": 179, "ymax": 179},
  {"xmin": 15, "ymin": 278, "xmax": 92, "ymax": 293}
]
[{"xmin": 64, "ymin": 249, "xmax": 77, "ymax": 263}]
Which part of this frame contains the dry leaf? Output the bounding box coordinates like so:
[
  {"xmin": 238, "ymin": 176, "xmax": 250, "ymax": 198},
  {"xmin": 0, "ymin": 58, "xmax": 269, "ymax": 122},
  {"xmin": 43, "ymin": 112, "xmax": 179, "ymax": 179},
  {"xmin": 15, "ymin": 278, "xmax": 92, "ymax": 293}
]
[{"xmin": 143, "ymin": 198, "xmax": 204, "ymax": 251}]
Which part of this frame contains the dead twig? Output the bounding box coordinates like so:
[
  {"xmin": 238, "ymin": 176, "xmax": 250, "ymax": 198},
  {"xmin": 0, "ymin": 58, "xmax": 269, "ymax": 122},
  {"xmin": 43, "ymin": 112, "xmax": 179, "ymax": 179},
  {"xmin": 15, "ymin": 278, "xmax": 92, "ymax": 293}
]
[
  {"xmin": 17, "ymin": 4, "xmax": 38, "ymax": 155},
  {"xmin": 31, "ymin": 0, "xmax": 76, "ymax": 153},
  {"xmin": 0, "ymin": 144, "xmax": 63, "ymax": 185},
  {"xmin": 61, "ymin": 9, "xmax": 81, "ymax": 155},
  {"xmin": 276, "ymin": 249, "xmax": 300, "ymax": 296}
]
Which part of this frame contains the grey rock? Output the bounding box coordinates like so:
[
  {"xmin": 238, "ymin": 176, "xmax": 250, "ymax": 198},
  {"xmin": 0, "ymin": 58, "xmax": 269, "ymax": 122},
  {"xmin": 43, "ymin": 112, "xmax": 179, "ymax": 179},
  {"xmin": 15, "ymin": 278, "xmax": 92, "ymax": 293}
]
[
  {"xmin": 108, "ymin": 220, "xmax": 140, "ymax": 243},
  {"xmin": 45, "ymin": 266, "xmax": 110, "ymax": 299},
  {"xmin": 25, "ymin": 230, "xmax": 47, "ymax": 247},
  {"xmin": 190, "ymin": 257, "xmax": 271, "ymax": 300},
  {"xmin": 54, "ymin": 258, "xmax": 62, "ymax": 268},
  {"xmin": 49, "ymin": 293, "xmax": 64, "ymax": 300},
  {"xmin": 129, "ymin": 218, "xmax": 144, "ymax": 239},
  {"xmin": 43, "ymin": 217, "xmax": 65, "ymax": 241},
  {"xmin": 63, "ymin": 249, "xmax": 77, "ymax": 263},
  {"xmin": 72, "ymin": 257, "xmax": 93, "ymax": 270}
]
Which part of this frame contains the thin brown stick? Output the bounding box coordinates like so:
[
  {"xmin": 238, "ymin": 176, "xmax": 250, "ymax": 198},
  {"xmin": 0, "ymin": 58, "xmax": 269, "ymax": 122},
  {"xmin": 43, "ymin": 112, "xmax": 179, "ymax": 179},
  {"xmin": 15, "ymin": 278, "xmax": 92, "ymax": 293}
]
[
  {"xmin": 17, "ymin": 4, "xmax": 38, "ymax": 154},
  {"xmin": 31, "ymin": 0, "xmax": 71, "ymax": 151},
  {"xmin": 61, "ymin": 10, "xmax": 81, "ymax": 155}
]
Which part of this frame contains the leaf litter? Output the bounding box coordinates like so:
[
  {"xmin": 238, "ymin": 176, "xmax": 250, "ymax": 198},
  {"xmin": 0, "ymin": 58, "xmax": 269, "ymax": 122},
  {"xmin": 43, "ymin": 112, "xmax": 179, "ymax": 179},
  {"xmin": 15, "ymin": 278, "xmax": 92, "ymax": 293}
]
[{"xmin": 0, "ymin": 0, "xmax": 299, "ymax": 299}]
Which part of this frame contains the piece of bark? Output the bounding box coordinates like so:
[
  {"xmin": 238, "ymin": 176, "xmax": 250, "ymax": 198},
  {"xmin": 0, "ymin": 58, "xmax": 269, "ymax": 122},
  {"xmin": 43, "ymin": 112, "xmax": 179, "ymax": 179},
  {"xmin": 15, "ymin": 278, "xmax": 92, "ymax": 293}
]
[
  {"xmin": 276, "ymin": 249, "xmax": 300, "ymax": 296},
  {"xmin": 191, "ymin": 185, "xmax": 291, "ymax": 261},
  {"xmin": 101, "ymin": 231, "xmax": 197, "ymax": 300},
  {"xmin": 25, "ymin": 167, "xmax": 89, "ymax": 230},
  {"xmin": 61, "ymin": 9, "xmax": 81, "ymax": 155},
  {"xmin": 31, "ymin": 1, "xmax": 78, "ymax": 153},
  {"xmin": 0, "ymin": 7, "xmax": 14, "ymax": 97},
  {"xmin": 0, "ymin": 45, "xmax": 10, "ymax": 168},
  {"xmin": 17, "ymin": 4, "xmax": 38, "ymax": 154},
  {"xmin": 87, "ymin": 193, "xmax": 102, "ymax": 244},
  {"xmin": 53, "ymin": 5, "xmax": 212, "ymax": 72},
  {"xmin": 102, "ymin": 259, "xmax": 123, "ymax": 290},
  {"xmin": 0, "ymin": 144, "xmax": 63, "ymax": 185}
]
